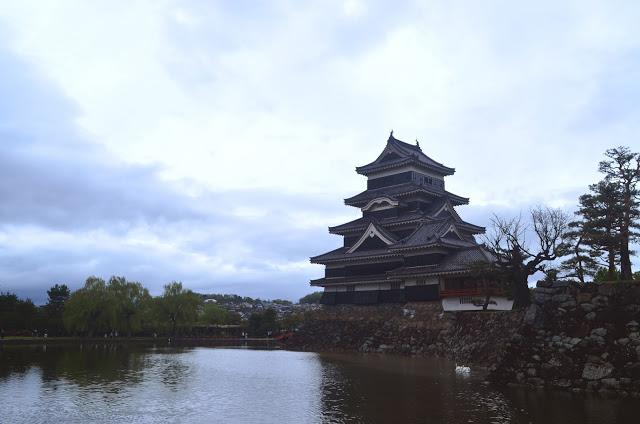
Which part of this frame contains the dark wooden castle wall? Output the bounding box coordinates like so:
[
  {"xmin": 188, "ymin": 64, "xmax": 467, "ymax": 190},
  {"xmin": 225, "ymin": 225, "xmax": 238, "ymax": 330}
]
[
  {"xmin": 367, "ymin": 171, "xmax": 412, "ymax": 189},
  {"xmin": 325, "ymin": 260, "xmax": 404, "ymax": 278},
  {"xmin": 319, "ymin": 285, "xmax": 440, "ymax": 305}
]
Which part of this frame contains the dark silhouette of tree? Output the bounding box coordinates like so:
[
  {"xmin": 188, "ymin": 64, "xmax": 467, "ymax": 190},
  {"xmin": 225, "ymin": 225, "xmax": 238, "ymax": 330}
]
[
  {"xmin": 598, "ymin": 146, "xmax": 640, "ymax": 280},
  {"xmin": 484, "ymin": 207, "xmax": 570, "ymax": 307},
  {"xmin": 45, "ymin": 284, "xmax": 70, "ymax": 336},
  {"xmin": 570, "ymin": 181, "xmax": 623, "ymax": 280},
  {"xmin": 0, "ymin": 292, "xmax": 37, "ymax": 334},
  {"xmin": 247, "ymin": 308, "xmax": 278, "ymax": 337},
  {"xmin": 560, "ymin": 218, "xmax": 600, "ymax": 283}
]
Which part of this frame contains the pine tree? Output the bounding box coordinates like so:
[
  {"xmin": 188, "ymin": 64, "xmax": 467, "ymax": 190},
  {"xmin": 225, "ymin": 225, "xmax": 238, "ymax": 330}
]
[
  {"xmin": 560, "ymin": 219, "xmax": 599, "ymax": 283},
  {"xmin": 573, "ymin": 180, "xmax": 623, "ymax": 280},
  {"xmin": 598, "ymin": 147, "xmax": 640, "ymax": 280}
]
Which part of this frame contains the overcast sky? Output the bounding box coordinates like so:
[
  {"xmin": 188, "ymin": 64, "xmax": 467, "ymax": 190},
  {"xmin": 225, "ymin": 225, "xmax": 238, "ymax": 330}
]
[{"xmin": 1, "ymin": 1, "xmax": 639, "ymax": 303}]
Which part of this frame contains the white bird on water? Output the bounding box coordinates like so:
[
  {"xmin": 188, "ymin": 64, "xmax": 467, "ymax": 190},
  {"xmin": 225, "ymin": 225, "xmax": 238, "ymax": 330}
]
[{"xmin": 455, "ymin": 364, "xmax": 471, "ymax": 374}]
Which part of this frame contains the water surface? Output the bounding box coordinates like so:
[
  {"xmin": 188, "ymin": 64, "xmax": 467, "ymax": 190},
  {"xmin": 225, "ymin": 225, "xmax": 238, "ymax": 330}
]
[{"xmin": 0, "ymin": 344, "xmax": 637, "ymax": 423}]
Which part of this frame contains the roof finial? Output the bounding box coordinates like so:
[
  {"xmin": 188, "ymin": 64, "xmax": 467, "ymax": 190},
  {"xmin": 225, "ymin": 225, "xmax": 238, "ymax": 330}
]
[
  {"xmin": 415, "ymin": 138, "xmax": 420, "ymax": 148},
  {"xmin": 389, "ymin": 130, "xmax": 394, "ymax": 139}
]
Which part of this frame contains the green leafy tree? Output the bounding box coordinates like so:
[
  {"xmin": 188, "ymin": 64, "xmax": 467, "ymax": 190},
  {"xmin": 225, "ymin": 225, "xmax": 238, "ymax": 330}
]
[
  {"xmin": 45, "ymin": 284, "xmax": 70, "ymax": 336},
  {"xmin": 598, "ymin": 146, "xmax": 640, "ymax": 280},
  {"xmin": 298, "ymin": 292, "xmax": 323, "ymax": 304},
  {"xmin": 64, "ymin": 277, "xmax": 114, "ymax": 337},
  {"xmin": 199, "ymin": 303, "xmax": 230, "ymax": 325},
  {"xmin": 107, "ymin": 276, "xmax": 151, "ymax": 337},
  {"xmin": 153, "ymin": 282, "xmax": 202, "ymax": 337}
]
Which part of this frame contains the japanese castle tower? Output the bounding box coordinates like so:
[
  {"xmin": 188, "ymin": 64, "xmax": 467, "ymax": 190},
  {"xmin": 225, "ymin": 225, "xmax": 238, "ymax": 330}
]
[{"xmin": 310, "ymin": 132, "xmax": 511, "ymax": 310}]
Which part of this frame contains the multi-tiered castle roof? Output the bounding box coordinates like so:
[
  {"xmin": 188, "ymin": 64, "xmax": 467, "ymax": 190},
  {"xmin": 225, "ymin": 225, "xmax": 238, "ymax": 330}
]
[{"xmin": 310, "ymin": 132, "xmax": 493, "ymax": 305}]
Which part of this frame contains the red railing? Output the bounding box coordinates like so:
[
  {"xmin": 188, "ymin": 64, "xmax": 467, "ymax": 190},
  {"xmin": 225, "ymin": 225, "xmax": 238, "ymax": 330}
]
[{"xmin": 440, "ymin": 288, "xmax": 505, "ymax": 298}]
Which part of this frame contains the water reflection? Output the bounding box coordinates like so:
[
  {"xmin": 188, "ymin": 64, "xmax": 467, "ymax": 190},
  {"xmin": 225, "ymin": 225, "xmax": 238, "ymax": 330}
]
[
  {"xmin": 317, "ymin": 354, "xmax": 515, "ymax": 423},
  {"xmin": 0, "ymin": 345, "xmax": 638, "ymax": 424}
]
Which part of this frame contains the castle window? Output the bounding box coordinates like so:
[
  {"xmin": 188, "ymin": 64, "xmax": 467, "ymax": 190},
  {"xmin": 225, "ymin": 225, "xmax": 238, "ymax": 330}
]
[
  {"xmin": 390, "ymin": 282, "xmax": 401, "ymax": 290},
  {"xmin": 346, "ymin": 285, "xmax": 355, "ymax": 292}
]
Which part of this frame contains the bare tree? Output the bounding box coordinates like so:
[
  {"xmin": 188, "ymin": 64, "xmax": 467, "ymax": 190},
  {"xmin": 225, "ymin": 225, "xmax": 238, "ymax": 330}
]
[{"xmin": 484, "ymin": 207, "xmax": 570, "ymax": 307}]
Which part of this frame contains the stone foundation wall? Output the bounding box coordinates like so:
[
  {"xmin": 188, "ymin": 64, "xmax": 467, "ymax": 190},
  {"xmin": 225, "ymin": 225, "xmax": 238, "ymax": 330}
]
[
  {"xmin": 287, "ymin": 282, "xmax": 640, "ymax": 396},
  {"xmin": 285, "ymin": 302, "xmax": 524, "ymax": 366},
  {"xmin": 489, "ymin": 282, "xmax": 640, "ymax": 397}
]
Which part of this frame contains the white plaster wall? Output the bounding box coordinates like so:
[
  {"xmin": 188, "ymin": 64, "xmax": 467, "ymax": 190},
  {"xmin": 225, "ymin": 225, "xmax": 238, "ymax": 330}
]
[
  {"xmin": 404, "ymin": 277, "xmax": 438, "ymax": 287},
  {"xmin": 324, "ymin": 286, "xmax": 347, "ymax": 293},
  {"xmin": 441, "ymin": 297, "xmax": 514, "ymax": 311},
  {"xmin": 425, "ymin": 277, "xmax": 439, "ymax": 285},
  {"xmin": 355, "ymin": 283, "xmax": 381, "ymax": 291}
]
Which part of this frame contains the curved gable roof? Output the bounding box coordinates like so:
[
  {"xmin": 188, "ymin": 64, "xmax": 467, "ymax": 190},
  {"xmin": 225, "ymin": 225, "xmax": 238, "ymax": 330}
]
[{"xmin": 356, "ymin": 133, "xmax": 455, "ymax": 176}]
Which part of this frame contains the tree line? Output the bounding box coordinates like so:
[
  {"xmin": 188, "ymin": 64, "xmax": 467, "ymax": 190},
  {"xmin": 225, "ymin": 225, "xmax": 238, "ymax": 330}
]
[
  {"xmin": 483, "ymin": 146, "xmax": 640, "ymax": 307},
  {"xmin": 0, "ymin": 277, "xmax": 249, "ymax": 338},
  {"xmin": 1, "ymin": 277, "xmax": 320, "ymax": 338}
]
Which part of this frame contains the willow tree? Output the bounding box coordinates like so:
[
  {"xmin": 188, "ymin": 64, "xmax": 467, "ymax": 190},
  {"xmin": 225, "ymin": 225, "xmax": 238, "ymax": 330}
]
[
  {"xmin": 64, "ymin": 277, "xmax": 113, "ymax": 337},
  {"xmin": 153, "ymin": 282, "xmax": 202, "ymax": 337},
  {"xmin": 107, "ymin": 276, "xmax": 151, "ymax": 337}
]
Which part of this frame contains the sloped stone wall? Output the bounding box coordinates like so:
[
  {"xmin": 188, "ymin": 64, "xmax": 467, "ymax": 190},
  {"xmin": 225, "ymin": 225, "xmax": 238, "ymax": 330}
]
[
  {"xmin": 285, "ymin": 302, "xmax": 524, "ymax": 366},
  {"xmin": 287, "ymin": 282, "xmax": 640, "ymax": 396},
  {"xmin": 489, "ymin": 282, "xmax": 640, "ymax": 397}
]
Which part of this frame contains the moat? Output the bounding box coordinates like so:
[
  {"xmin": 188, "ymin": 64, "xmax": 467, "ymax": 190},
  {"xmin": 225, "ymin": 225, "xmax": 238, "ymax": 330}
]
[{"xmin": 1, "ymin": 344, "xmax": 638, "ymax": 423}]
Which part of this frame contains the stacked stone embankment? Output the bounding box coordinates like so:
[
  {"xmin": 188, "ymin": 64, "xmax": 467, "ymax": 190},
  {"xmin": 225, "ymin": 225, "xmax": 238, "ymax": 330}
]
[
  {"xmin": 489, "ymin": 282, "xmax": 640, "ymax": 397},
  {"xmin": 286, "ymin": 302, "xmax": 524, "ymax": 366},
  {"xmin": 287, "ymin": 282, "xmax": 640, "ymax": 396}
]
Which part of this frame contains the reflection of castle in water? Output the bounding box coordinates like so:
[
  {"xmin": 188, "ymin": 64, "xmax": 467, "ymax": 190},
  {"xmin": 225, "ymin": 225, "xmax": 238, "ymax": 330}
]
[{"xmin": 317, "ymin": 353, "xmax": 515, "ymax": 423}]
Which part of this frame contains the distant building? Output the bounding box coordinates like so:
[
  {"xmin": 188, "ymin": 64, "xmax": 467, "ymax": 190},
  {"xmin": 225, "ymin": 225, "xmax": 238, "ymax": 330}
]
[{"xmin": 310, "ymin": 132, "xmax": 512, "ymax": 311}]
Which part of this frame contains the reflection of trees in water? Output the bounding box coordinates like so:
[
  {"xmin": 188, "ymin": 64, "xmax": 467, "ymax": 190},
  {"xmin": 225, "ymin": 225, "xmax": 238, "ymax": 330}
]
[
  {"xmin": 155, "ymin": 355, "xmax": 192, "ymax": 390},
  {"xmin": 0, "ymin": 344, "xmax": 193, "ymax": 392}
]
